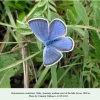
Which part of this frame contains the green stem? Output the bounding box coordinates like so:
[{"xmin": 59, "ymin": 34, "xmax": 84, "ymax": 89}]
[
  {"xmin": 0, "ymin": 22, "xmax": 16, "ymax": 28},
  {"xmin": 0, "ymin": 21, "xmax": 100, "ymax": 33},
  {"xmin": 67, "ymin": 25, "xmax": 100, "ymax": 32}
]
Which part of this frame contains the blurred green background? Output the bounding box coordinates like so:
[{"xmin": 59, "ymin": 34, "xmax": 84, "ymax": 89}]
[{"xmin": 0, "ymin": 0, "xmax": 100, "ymax": 88}]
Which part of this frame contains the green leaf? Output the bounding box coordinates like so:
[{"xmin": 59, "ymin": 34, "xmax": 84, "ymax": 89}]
[
  {"xmin": 82, "ymin": 71, "xmax": 89, "ymax": 76},
  {"xmin": 74, "ymin": 1, "xmax": 89, "ymax": 25},
  {"xmin": 36, "ymin": 56, "xmax": 43, "ymax": 62},
  {"xmin": 92, "ymin": 67, "xmax": 100, "ymax": 73},
  {"xmin": 64, "ymin": 75, "xmax": 79, "ymax": 88},
  {"xmin": 0, "ymin": 69, "xmax": 15, "ymax": 88},
  {"xmin": 87, "ymin": 75, "xmax": 90, "ymax": 82},
  {"xmin": 50, "ymin": 12, "xmax": 64, "ymax": 21},
  {"xmin": 16, "ymin": 28, "xmax": 32, "ymax": 35},
  {"xmin": 27, "ymin": 1, "xmax": 40, "ymax": 17},
  {"xmin": 29, "ymin": 43, "xmax": 39, "ymax": 53},
  {"xmin": 48, "ymin": 8, "xmax": 51, "ymax": 21},
  {"xmin": 93, "ymin": 7, "xmax": 100, "ymax": 28},
  {"xmin": 73, "ymin": 28, "xmax": 85, "ymax": 37},
  {"xmin": 5, "ymin": 1, "xmax": 25, "ymax": 10},
  {"xmin": 93, "ymin": 79, "xmax": 99, "ymax": 88},
  {"xmin": 48, "ymin": 0, "xmax": 56, "ymax": 6},
  {"xmin": 49, "ymin": 5, "xmax": 57, "ymax": 12},
  {"xmin": 90, "ymin": 72, "xmax": 96, "ymax": 80},
  {"xmin": 92, "ymin": 0, "xmax": 100, "ymax": 12},
  {"xmin": 17, "ymin": 11, "xmax": 25, "ymax": 21},
  {"xmin": 57, "ymin": 1, "xmax": 73, "ymax": 11},
  {"xmin": 36, "ymin": 38, "xmax": 42, "ymax": 50},
  {"xmin": 32, "ymin": 4, "xmax": 46, "ymax": 17},
  {"xmin": 15, "ymin": 1, "xmax": 25, "ymax": 10},
  {"xmin": 38, "ymin": 0, "xmax": 47, "ymax": 7},
  {"xmin": 57, "ymin": 68, "xmax": 65, "ymax": 80},
  {"xmin": 58, "ymin": 65, "xmax": 73, "ymax": 84},
  {"xmin": 5, "ymin": 1, "xmax": 18, "ymax": 9},
  {"xmin": 87, "ymin": 62, "xmax": 94, "ymax": 68},
  {"xmin": 57, "ymin": 69, "xmax": 79, "ymax": 88},
  {"xmin": 4, "ymin": 2, "xmax": 16, "ymax": 26},
  {"xmin": 0, "ymin": 54, "xmax": 21, "ymax": 88},
  {"xmin": 83, "ymin": 30, "xmax": 89, "ymax": 56},
  {"xmin": 67, "ymin": 9, "xmax": 76, "ymax": 24},
  {"xmin": 92, "ymin": 31, "xmax": 100, "ymax": 59}
]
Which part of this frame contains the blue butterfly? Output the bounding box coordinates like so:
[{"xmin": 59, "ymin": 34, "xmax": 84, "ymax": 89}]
[{"xmin": 28, "ymin": 18, "xmax": 74, "ymax": 67}]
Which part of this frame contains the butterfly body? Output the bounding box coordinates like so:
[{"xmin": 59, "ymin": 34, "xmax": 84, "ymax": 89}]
[
  {"xmin": 45, "ymin": 38, "xmax": 61, "ymax": 47},
  {"xmin": 28, "ymin": 18, "xmax": 74, "ymax": 67}
]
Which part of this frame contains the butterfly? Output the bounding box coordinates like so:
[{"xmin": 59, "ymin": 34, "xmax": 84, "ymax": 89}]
[{"xmin": 28, "ymin": 18, "xmax": 74, "ymax": 67}]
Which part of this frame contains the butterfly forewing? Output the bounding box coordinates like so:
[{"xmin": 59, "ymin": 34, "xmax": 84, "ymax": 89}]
[
  {"xmin": 28, "ymin": 18, "xmax": 49, "ymax": 43},
  {"xmin": 49, "ymin": 19, "xmax": 66, "ymax": 40}
]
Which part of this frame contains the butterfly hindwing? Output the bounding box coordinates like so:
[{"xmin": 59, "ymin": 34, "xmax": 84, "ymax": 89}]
[
  {"xmin": 28, "ymin": 18, "xmax": 49, "ymax": 43},
  {"xmin": 43, "ymin": 47, "xmax": 63, "ymax": 66},
  {"xmin": 51, "ymin": 37, "xmax": 74, "ymax": 52},
  {"xmin": 49, "ymin": 19, "xmax": 66, "ymax": 40}
]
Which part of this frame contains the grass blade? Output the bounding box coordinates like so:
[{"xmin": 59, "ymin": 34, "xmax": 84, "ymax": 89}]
[
  {"xmin": 51, "ymin": 64, "xmax": 57, "ymax": 88},
  {"xmin": 34, "ymin": 66, "xmax": 50, "ymax": 88}
]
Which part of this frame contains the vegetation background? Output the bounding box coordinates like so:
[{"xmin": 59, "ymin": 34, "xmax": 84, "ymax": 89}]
[{"xmin": 0, "ymin": 0, "xmax": 100, "ymax": 88}]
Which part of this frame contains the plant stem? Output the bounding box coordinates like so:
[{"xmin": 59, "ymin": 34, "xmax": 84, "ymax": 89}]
[
  {"xmin": 67, "ymin": 25, "xmax": 100, "ymax": 32},
  {"xmin": 21, "ymin": 44, "xmax": 29, "ymax": 88}
]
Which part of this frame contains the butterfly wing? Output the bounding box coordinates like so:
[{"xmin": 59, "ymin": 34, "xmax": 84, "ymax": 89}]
[
  {"xmin": 49, "ymin": 19, "xmax": 66, "ymax": 40},
  {"xmin": 43, "ymin": 47, "xmax": 63, "ymax": 66},
  {"xmin": 28, "ymin": 18, "xmax": 49, "ymax": 43},
  {"xmin": 51, "ymin": 37, "xmax": 74, "ymax": 52}
]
